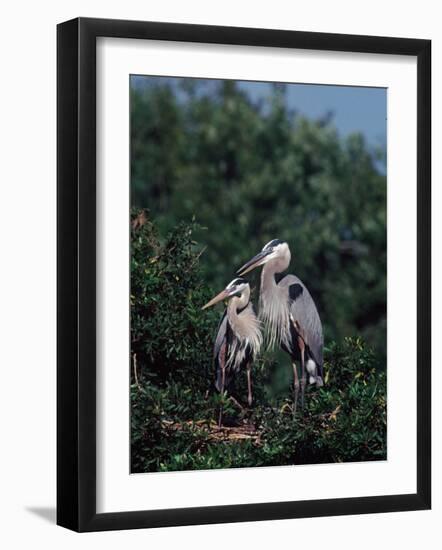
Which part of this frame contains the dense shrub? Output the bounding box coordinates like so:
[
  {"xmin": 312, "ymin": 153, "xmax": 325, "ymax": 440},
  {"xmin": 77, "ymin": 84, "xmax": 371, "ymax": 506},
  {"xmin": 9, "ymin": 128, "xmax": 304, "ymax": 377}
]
[
  {"xmin": 130, "ymin": 208, "xmax": 218, "ymax": 389},
  {"xmin": 130, "ymin": 212, "xmax": 386, "ymax": 473}
]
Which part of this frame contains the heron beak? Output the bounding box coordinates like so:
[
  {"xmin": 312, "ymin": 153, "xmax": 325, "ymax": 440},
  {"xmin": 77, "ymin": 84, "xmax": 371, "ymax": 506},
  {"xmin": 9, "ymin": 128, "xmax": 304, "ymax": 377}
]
[
  {"xmin": 237, "ymin": 249, "xmax": 273, "ymax": 276},
  {"xmin": 202, "ymin": 289, "xmax": 231, "ymax": 310}
]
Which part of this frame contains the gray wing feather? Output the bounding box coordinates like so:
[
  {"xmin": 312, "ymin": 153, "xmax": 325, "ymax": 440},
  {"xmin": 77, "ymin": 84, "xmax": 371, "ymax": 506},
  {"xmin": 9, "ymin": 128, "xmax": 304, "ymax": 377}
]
[{"xmin": 280, "ymin": 274, "xmax": 323, "ymax": 366}]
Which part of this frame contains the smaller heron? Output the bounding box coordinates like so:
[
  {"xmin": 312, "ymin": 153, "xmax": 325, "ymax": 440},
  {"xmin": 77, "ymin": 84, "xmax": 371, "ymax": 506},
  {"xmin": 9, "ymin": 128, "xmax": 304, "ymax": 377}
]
[{"xmin": 202, "ymin": 278, "xmax": 262, "ymax": 424}]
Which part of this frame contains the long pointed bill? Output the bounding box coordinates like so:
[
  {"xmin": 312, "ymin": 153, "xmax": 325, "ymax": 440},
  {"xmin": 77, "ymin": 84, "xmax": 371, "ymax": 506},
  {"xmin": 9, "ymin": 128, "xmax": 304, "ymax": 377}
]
[
  {"xmin": 237, "ymin": 249, "xmax": 273, "ymax": 276},
  {"xmin": 202, "ymin": 289, "xmax": 231, "ymax": 310}
]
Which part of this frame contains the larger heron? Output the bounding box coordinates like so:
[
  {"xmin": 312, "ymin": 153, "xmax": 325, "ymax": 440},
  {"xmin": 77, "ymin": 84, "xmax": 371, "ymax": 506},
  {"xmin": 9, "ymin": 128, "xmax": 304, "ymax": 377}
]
[
  {"xmin": 202, "ymin": 278, "xmax": 262, "ymax": 423},
  {"xmin": 237, "ymin": 240, "xmax": 323, "ymax": 410}
]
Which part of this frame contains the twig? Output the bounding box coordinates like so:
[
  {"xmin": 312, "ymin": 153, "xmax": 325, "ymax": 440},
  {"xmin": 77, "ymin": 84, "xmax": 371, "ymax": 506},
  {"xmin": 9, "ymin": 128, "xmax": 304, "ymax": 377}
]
[
  {"xmin": 184, "ymin": 245, "xmax": 207, "ymax": 272},
  {"xmin": 133, "ymin": 353, "xmax": 141, "ymax": 390}
]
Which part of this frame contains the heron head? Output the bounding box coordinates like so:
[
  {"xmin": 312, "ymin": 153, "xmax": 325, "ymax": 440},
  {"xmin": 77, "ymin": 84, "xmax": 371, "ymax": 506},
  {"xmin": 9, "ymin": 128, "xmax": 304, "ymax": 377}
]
[
  {"xmin": 202, "ymin": 278, "xmax": 249, "ymax": 310},
  {"xmin": 237, "ymin": 240, "xmax": 290, "ymax": 276}
]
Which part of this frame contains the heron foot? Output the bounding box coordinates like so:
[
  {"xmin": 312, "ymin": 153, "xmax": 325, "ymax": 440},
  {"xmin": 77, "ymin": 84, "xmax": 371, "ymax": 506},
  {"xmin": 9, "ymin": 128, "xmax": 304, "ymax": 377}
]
[{"xmin": 229, "ymin": 395, "xmax": 246, "ymax": 412}]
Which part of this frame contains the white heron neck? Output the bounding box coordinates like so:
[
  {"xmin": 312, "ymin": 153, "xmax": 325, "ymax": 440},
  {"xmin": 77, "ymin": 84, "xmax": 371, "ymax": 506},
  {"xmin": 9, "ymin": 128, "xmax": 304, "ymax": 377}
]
[
  {"xmin": 261, "ymin": 251, "xmax": 290, "ymax": 289},
  {"xmin": 261, "ymin": 261, "xmax": 277, "ymax": 291},
  {"xmin": 259, "ymin": 255, "xmax": 291, "ymax": 349},
  {"xmin": 227, "ymin": 285, "xmax": 250, "ymax": 315}
]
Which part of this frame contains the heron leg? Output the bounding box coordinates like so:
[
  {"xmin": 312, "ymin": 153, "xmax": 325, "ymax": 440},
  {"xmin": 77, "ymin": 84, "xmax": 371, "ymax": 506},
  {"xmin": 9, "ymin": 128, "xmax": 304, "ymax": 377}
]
[
  {"xmin": 246, "ymin": 363, "xmax": 253, "ymax": 407},
  {"xmin": 218, "ymin": 366, "xmax": 226, "ymax": 427},
  {"xmin": 292, "ymin": 361, "xmax": 299, "ymax": 414},
  {"xmin": 298, "ymin": 335, "xmax": 306, "ymax": 408}
]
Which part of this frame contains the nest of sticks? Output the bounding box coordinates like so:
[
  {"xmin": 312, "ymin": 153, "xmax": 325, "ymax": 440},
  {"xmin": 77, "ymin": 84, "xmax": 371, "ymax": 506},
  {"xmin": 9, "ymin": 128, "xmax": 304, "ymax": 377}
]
[{"xmin": 161, "ymin": 419, "xmax": 262, "ymax": 443}]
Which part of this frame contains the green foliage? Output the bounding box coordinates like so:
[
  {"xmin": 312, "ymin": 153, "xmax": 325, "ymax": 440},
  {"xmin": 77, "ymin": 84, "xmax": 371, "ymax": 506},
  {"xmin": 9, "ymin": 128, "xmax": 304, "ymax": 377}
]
[
  {"xmin": 131, "ymin": 336, "xmax": 386, "ymax": 472},
  {"xmin": 130, "ymin": 214, "xmax": 386, "ymax": 473},
  {"xmin": 130, "ymin": 208, "xmax": 218, "ymax": 387},
  {"xmin": 252, "ymin": 338, "xmax": 386, "ymax": 466},
  {"xmin": 130, "ymin": 79, "xmax": 386, "ymax": 360}
]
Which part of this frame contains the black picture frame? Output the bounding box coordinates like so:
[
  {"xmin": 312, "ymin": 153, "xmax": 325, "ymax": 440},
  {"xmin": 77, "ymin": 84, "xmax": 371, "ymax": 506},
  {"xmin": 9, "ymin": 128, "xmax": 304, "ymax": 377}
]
[{"xmin": 57, "ymin": 17, "xmax": 431, "ymax": 532}]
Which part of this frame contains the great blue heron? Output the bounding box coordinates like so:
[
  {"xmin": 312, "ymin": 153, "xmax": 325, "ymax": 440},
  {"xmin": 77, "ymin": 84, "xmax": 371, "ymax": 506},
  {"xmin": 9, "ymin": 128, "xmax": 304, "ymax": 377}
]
[
  {"xmin": 202, "ymin": 278, "xmax": 262, "ymax": 424},
  {"xmin": 237, "ymin": 240, "xmax": 323, "ymax": 410}
]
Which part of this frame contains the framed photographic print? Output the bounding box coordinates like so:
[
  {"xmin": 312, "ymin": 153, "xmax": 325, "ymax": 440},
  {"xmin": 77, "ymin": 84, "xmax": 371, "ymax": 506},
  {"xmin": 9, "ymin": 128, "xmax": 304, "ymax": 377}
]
[{"xmin": 57, "ymin": 17, "xmax": 431, "ymax": 532}]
